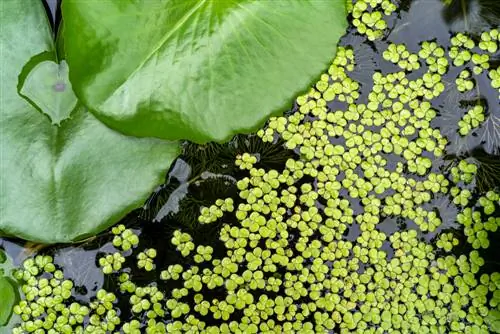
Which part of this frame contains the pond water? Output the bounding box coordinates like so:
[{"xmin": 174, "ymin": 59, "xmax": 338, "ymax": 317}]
[{"xmin": 1, "ymin": 0, "xmax": 500, "ymax": 333}]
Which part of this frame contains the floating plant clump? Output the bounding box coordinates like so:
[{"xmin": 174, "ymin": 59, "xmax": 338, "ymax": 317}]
[{"xmin": 2, "ymin": 0, "xmax": 500, "ymax": 333}]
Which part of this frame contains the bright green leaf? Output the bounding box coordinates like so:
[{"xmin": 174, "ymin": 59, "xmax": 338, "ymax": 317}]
[
  {"xmin": 19, "ymin": 60, "xmax": 77, "ymax": 125},
  {"xmin": 0, "ymin": 1, "xmax": 180, "ymax": 243},
  {"xmin": 62, "ymin": 0, "xmax": 348, "ymax": 143},
  {"xmin": 0, "ymin": 277, "xmax": 16, "ymax": 326},
  {"xmin": 0, "ymin": 249, "xmax": 18, "ymax": 329}
]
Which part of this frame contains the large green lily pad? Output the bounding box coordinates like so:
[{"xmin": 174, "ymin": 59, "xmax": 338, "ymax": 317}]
[
  {"xmin": 0, "ymin": 278, "xmax": 16, "ymax": 326},
  {"xmin": 0, "ymin": 249, "xmax": 18, "ymax": 327},
  {"xmin": 62, "ymin": 0, "xmax": 348, "ymax": 143},
  {"xmin": 0, "ymin": 1, "xmax": 180, "ymax": 243}
]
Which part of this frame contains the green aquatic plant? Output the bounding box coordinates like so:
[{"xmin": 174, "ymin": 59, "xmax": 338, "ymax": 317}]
[
  {"xmin": 4, "ymin": 0, "xmax": 500, "ymax": 332},
  {"xmin": 0, "ymin": 1, "xmax": 179, "ymax": 244},
  {"xmin": 455, "ymin": 191, "xmax": 500, "ymax": 250},
  {"xmin": 383, "ymin": 43, "xmax": 421, "ymax": 71},
  {"xmin": 153, "ymin": 20, "xmax": 500, "ymax": 332},
  {"xmin": 436, "ymin": 232, "xmax": 460, "ymax": 251},
  {"xmin": 111, "ymin": 225, "xmax": 140, "ymax": 252},
  {"xmin": 439, "ymin": 28, "xmax": 500, "ymax": 155},
  {"xmin": 419, "ymin": 41, "xmax": 449, "ymax": 75},
  {"xmin": 1, "ymin": 0, "xmax": 349, "ymax": 244},
  {"xmin": 171, "ymin": 230, "xmax": 195, "ymax": 257},
  {"xmin": 450, "ymin": 159, "xmax": 478, "ymax": 184},
  {"xmin": 62, "ymin": 0, "xmax": 348, "ymax": 143},
  {"xmin": 98, "ymin": 253, "xmax": 125, "ymax": 275},
  {"xmin": 194, "ymin": 246, "xmax": 214, "ymax": 264},
  {"xmin": 456, "ymin": 70, "xmax": 475, "ymax": 92},
  {"xmin": 349, "ymin": 0, "xmax": 397, "ymax": 41},
  {"xmin": 479, "ymin": 29, "xmax": 499, "ymax": 53},
  {"xmin": 137, "ymin": 249, "xmax": 157, "ymax": 272},
  {"xmin": 0, "ymin": 249, "xmax": 19, "ymax": 327},
  {"xmin": 198, "ymin": 199, "xmax": 235, "ymax": 225},
  {"xmin": 490, "ymin": 66, "xmax": 500, "ymax": 92},
  {"xmin": 458, "ymin": 105, "xmax": 486, "ymax": 136},
  {"xmin": 11, "ymin": 255, "xmax": 91, "ymax": 333},
  {"xmin": 449, "ymin": 33, "xmax": 475, "ymax": 66}
]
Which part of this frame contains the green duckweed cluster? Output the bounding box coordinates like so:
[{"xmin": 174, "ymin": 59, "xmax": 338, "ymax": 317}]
[
  {"xmin": 458, "ymin": 105, "xmax": 485, "ymax": 136},
  {"xmin": 137, "ymin": 249, "xmax": 157, "ymax": 272},
  {"xmin": 457, "ymin": 191, "xmax": 500, "ymax": 250},
  {"xmin": 153, "ymin": 24, "xmax": 500, "ymax": 334},
  {"xmin": 198, "ymin": 199, "xmax": 235, "ymax": 224},
  {"xmin": 450, "ymin": 159, "xmax": 477, "ymax": 184},
  {"xmin": 435, "ymin": 232, "xmax": 459, "ymax": 252},
  {"xmin": 171, "ymin": 230, "xmax": 196, "ymax": 257},
  {"xmin": 111, "ymin": 224, "xmax": 139, "ymax": 251},
  {"xmin": 348, "ymin": 0, "xmax": 397, "ymax": 40},
  {"xmin": 98, "ymin": 252, "xmax": 125, "ymax": 275},
  {"xmin": 455, "ymin": 70, "xmax": 474, "ymax": 92},
  {"xmin": 384, "ymin": 43, "xmax": 421, "ymax": 71},
  {"xmin": 99, "ymin": 225, "xmax": 139, "ymax": 274},
  {"xmin": 448, "ymin": 30, "xmax": 499, "ymax": 98},
  {"xmin": 490, "ymin": 66, "xmax": 500, "ymax": 95},
  {"xmin": 6, "ymin": 2, "xmax": 500, "ymax": 334},
  {"xmin": 11, "ymin": 255, "xmax": 122, "ymax": 334}
]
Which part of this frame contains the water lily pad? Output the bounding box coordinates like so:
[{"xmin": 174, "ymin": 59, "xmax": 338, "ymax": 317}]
[
  {"xmin": 0, "ymin": 277, "xmax": 16, "ymax": 326},
  {"xmin": 0, "ymin": 249, "xmax": 18, "ymax": 328},
  {"xmin": 62, "ymin": 0, "xmax": 348, "ymax": 143},
  {"xmin": 0, "ymin": 1, "xmax": 180, "ymax": 243},
  {"xmin": 19, "ymin": 60, "xmax": 77, "ymax": 125}
]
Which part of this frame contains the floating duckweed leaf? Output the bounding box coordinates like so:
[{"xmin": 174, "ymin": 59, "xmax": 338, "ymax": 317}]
[
  {"xmin": 62, "ymin": 0, "xmax": 348, "ymax": 143},
  {"xmin": 487, "ymin": 310, "xmax": 500, "ymax": 332},
  {"xmin": 18, "ymin": 60, "xmax": 77, "ymax": 125}
]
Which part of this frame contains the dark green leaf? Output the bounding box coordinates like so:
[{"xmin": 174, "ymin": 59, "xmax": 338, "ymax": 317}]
[
  {"xmin": 0, "ymin": 249, "xmax": 17, "ymax": 328},
  {"xmin": 0, "ymin": 277, "xmax": 16, "ymax": 326},
  {"xmin": 0, "ymin": 249, "xmax": 15, "ymax": 280},
  {"xmin": 0, "ymin": 1, "xmax": 180, "ymax": 243},
  {"xmin": 62, "ymin": 0, "xmax": 348, "ymax": 143}
]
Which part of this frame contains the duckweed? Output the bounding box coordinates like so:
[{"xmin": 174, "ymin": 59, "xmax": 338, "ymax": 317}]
[
  {"xmin": 154, "ymin": 20, "xmax": 500, "ymax": 333},
  {"xmin": 456, "ymin": 69, "xmax": 474, "ymax": 92},
  {"xmin": 490, "ymin": 66, "xmax": 500, "ymax": 95},
  {"xmin": 98, "ymin": 253, "xmax": 125, "ymax": 275},
  {"xmin": 112, "ymin": 224, "xmax": 139, "ymax": 252},
  {"xmin": 349, "ymin": 0, "xmax": 397, "ymax": 41},
  {"xmin": 137, "ymin": 248, "xmax": 157, "ymax": 272},
  {"xmin": 383, "ymin": 43, "xmax": 421, "ymax": 71},
  {"xmin": 458, "ymin": 105, "xmax": 485, "ymax": 136},
  {"xmin": 171, "ymin": 230, "xmax": 195, "ymax": 257},
  {"xmin": 436, "ymin": 232, "xmax": 460, "ymax": 252}
]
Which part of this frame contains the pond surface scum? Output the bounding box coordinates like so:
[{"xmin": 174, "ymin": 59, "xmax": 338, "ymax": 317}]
[{"xmin": 1, "ymin": 0, "xmax": 500, "ymax": 333}]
